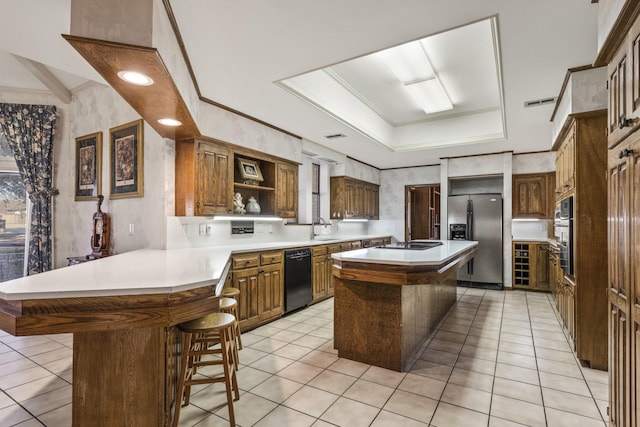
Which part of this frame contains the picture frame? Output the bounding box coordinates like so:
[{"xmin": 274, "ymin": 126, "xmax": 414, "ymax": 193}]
[
  {"xmin": 237, "ymin": 157, "xmax": 264, "ymax": 182},
  {"xmin": 74, "ymin": 131, "xmax": 102, "ymax": 201},
  {"xmin": 109, "ymin": 119, "xmax": 144, "ymax": 199}
]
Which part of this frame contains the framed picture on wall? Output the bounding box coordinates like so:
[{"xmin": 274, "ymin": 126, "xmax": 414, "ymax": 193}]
[
  {"xmin": 109, "ymin": 119, "xmax": 144, "ymax": 199},
  {"xmin": 74, "ymin": 131, "xmax": 102, "ymax": 201}
]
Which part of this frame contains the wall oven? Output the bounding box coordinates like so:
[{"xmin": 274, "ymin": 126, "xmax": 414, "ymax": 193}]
[{"xmin": 556, "ymin": 195, "xmax": 574, "ymax": 275}]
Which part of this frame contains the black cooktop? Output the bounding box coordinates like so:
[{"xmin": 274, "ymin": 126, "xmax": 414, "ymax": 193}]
[{"xmin": 376, "ymin": 241, "xmax": 443, "ymax": 250}]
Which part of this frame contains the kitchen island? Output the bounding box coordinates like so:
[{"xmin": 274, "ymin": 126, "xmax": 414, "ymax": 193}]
[{"xmin": 332, "ymin": 240, "xmax": 478, "ymax": 372}]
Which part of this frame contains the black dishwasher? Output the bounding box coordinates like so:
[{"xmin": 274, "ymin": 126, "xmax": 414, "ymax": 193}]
[{"xmin": 284, "ymin": 248, "xmax": 312, "ymax": 313}]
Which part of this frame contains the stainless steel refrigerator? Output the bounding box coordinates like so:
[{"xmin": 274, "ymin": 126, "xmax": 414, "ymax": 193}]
[{"xmin": 448, "ymin": 193, "xmax": 503, "ymax": 288}]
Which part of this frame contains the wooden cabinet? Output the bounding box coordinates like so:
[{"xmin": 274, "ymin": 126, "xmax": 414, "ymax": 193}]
[
  {"xmin": 554, "ymin": 128, "xmax": 576, "ymax": 200},
  {"xmin": 330, "ymin": 176, "xmax": 379, "ymax": 220},
  {"xmin": 176, "ymin": 139, "xmax": 232, "ymax": 216},
  {"xmin": 550, "ymin": 112, "xmax": 608, "ymax": 371},
  {"xmin": 607, "ymin": 14, "xmax": 640, "ymax": 149},
  {"xmin": 230, "ymin": 250, "xmax": 283, "ymax": 331},
  {"xmin": 175, "ymin": 137, "xmax": 299, "ymax": 218},
  {"xmin": 512, "ymin": 173, "xmax": 555, "ymax": 218},
  {"xmin": 312, "ymin": 245, "xmax": 331, "ymax": 302},
  {"xmin": 512, "ymin": 242, "xmax": 549, "ymax": 291},
  {"xmin": 548, "ymin": 243, "xmax": 562, "ymax": 307},
  {"xmin": 608, "ymin": 133, "xmax": 640, "ymax": 427},
  {"xmin": 275, "ymin": 162, "xmax": 298, "ymax": 218},
  {"xmin": 599, "ymin": 8, "xmax": 640, "ymax": 426}
]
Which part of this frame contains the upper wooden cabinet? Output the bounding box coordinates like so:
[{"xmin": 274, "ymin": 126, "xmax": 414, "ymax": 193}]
[
  {"xmin": 176, "ymin": 139, "xmax": 232, "ymax": 216},
  {"xmin": 607, "ymin": 13, "xmax": 640, "ymax": 148},
  {"xmin": 512, "ymin": 173, "xmax": 555, "ymax": 219},
  {"xmin": 275, "ymin": 162, "xmax": 298, "ymax": 218},
  {"xmin": 330, "ymin": 176, "xmax": 379, "ymax": 220},
  {"xmin": 175, "ymin": 137, "xmax": 299, "ymax": 218},
  {"xmin": 555, "ymin": 127, "xmax": 576, "ymax": 200}
]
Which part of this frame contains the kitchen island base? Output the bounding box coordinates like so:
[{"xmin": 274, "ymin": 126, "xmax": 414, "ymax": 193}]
[
  {"xmin": 334, "ymin": 271, "xmax": 456, "ymax": 372},
  {"xmin": 332, "ymin": 242, "xmax": 476, "ymax": 372}
]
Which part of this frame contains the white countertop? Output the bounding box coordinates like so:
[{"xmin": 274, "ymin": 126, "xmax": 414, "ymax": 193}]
[
  {"xmin": 512, "ymin": 238, "xmax": 556, "ymax": 243},
  {"xmin": 331, "ymin": 240, "xmax": 478, "ymax": 266},
  {"xmin": 0, "ymin": 234, "xmax": 389, "ymax": 301}
]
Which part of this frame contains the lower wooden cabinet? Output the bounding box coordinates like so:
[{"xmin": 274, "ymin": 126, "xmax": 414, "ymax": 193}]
[
  {"xmin": 312, "ymin": 245, "xmax": 331, "ymax": 302},
  {"xmin": 230, "ymin": 250, "xmax": 283, "ymax": 331},
  {"xmin": 608, "ymin": 130, "xmax": 640, "ymax": 427},
  {"xmin": 512, "ymin": 241, "xmax": 549, "ymax": 291}
]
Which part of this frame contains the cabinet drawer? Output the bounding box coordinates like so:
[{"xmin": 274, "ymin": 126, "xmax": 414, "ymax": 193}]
[
  {"xmin": 312, "ymin": 245, "xmax": 328, "ymax": 256},
  {"xmin": 260, "ymin": 251, "xmax": 283, "ymax": 265},
  {"xmin": 328, "ymin": 243, "xmax": 342, "ymax": 254},
  {"xmin": 232, "ymin": 253, "xmax": 260, "ymax": 269}
]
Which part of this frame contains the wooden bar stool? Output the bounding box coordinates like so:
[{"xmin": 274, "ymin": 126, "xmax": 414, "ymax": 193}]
[
  {"xmin": 221, "ymin": 287, "xmax": 242, "ymax": 349},
  {"xmin": 219, "ymin": 297, "xmax": 242, "ymax": 369},
  {"xmin": 173, "ymin": 312, "xmax": 239, "ymax": 427}
]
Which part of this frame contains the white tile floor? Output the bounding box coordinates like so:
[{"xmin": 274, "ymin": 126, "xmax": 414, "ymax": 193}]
[{"xmin": 0, "ymin": 288, "xmax": 609, "ymax": 426}]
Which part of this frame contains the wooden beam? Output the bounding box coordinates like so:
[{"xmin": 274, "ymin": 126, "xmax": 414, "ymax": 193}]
[{"xmin": 12, "ymin": 54, "xmax": 72, "ymax": 104}]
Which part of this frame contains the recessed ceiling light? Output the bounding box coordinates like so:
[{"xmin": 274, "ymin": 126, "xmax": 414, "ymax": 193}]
[
  {"xmin": 158, "ymin": 118, "xmax": 182, "ymax": 126},
  {"xmin": 117, "ymin": 71, "xmax": 154, "ymax": 86}
]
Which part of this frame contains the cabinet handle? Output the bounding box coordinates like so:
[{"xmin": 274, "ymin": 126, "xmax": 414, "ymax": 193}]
[
  {"xmin": 618, "ymin": 114, "xmax": 632, "ymax": 129},
  {"xmin": 618, "ymin": 148, "xmax": 634, "ymax": 158},
  {"xmin": 259, "ymin": 268, "xmax": 264, "ymax": 274}
]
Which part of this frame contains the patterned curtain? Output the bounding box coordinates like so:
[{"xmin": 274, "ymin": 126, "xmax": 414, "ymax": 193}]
[{"xmin": 0, "ymin": 104, "xmax": 58, "ymax": 275}]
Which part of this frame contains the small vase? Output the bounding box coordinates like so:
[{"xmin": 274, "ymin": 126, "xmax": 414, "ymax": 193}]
[{"xmin": 246, "ymin": 197, "xmax": 261, "ymax": 214}]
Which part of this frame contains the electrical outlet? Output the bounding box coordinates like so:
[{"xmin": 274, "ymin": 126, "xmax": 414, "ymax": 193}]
[
  {"xmin": 182, "ymin": 224, "xmax": 189, "ymax": 235},
  {"xmin": 199, "ymin": 223, "xmax": 207, "ymax": 236},
  {"xmin": 128, "ymin": 224, "xmax": 135, "ymax": 236}
]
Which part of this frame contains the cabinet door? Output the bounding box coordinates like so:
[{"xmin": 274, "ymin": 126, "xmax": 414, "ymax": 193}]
[
  {"xmin": 534, "ymin": 244, "xmax": 549, "ymax": 290},
  {"xmin": 344, "ymin": 179, "xmax": 357, "ymax": 218},
  {"xmin": 312, "ymin": 255, "xmax": 328, "ymax": 301},
  {"xmin": 276, "ymin": 162, "xmax": 298, "ymax": 218},
  {"xmin": 260, "ymin": 263, "xmax": 283, "ymax": 321},
  {"xmin": 609, "ymin": 46, "xmax": 630, "ymax": 147},
  {"xmin": 513, "ymin": 174, "xmax": 547, "ymax": 218},
  {"xmin": 326, "ymin": 256, "xmax": 335, "ymax": 296},
  {"xmin": 608, "ymin": 140, "xmax": 633, "ymax": 427},
  {"xmin": 196, "ymin": 141, "xmax": 232, "ymax": 215},
  {"xmin": 610, "ymin": 304, "xmax": 630, "ymax": 427},
  {"xmin": 232, "ymin": 267, "xmax": 260, "ymax": 328}
]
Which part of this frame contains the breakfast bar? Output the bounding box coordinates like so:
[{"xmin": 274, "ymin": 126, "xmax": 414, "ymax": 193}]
[
  {"xmin": 0, "ymin": 248, "xmax": 231, "ymax": 427},
  {"xmin": 331, "ymin": 240, "xmax": 478, "ymax": 372}
]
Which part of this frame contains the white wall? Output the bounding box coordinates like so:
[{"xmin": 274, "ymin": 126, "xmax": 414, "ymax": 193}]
[{"xmin": 65, "ymin": 83, "xmax": 173, "ymax": 264}]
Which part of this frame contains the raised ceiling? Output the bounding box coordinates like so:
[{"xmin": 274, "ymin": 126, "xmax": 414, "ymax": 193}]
[{"xmin": 0, "ymin": 0, "xmax": 599, "ymax": 169}]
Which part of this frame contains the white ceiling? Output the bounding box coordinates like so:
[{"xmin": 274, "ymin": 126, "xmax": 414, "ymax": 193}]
[{"xmin": 0, "ymin": 0, "xmax": 599, "ymax": 169}]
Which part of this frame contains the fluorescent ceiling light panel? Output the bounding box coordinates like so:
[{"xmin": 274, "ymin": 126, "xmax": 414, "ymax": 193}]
[
  {"xmin": 379, "ymin": 41, "xmax": 434, "ymax": 82},
  {"xmin": 404, "ymin": 78, "xmax": 453, "ymax": 114}
]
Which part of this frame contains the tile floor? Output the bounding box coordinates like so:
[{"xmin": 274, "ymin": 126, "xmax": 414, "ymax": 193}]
[{"xmin": 0, "ymin": 288, "xmax": 609, "ymax": 426}]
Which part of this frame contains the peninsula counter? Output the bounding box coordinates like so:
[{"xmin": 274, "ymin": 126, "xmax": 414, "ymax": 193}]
[
  {"xmin": 331, "ymin": 240, "xmax": 478, "ymax": 372},
  {"xmin": 0, "ymin": 234, "xmax": 390, "ymax": 426}
]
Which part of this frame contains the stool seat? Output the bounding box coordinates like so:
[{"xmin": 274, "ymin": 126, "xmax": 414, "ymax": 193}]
[
  {"xmin": 179, "ymin": 312, "xmax": 234, "ymax": 333},
  {"xmin": 222, "ymin": 287, "xmax": 240, "ymax": 298}
]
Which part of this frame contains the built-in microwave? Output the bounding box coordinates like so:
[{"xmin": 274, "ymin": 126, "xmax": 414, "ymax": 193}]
[{"xmin": 557, "ymin": 196, "xmax": 574, "ymax": 275}]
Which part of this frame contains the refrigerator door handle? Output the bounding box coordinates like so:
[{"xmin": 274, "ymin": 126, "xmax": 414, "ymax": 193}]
[{"xmin": 466, "ymin": 199, "xmax": 474, "ymax": 276}]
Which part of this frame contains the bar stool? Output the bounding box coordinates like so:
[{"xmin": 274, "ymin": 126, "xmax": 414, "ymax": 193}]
[
  {"xmin": 173, "ymin": 312, "xmax": 239, "ymax": 427},
  {"xmin": 219, "ymin": 297, "xmax": 242, "ymax": 369},
  {"xmin": 221, "ymin": 288, "xmax": 242, "ymax": 350}
]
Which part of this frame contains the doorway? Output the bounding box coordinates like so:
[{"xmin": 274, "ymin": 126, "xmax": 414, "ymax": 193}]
[{"xmin": 405, "ymin": 184, "xmax": 441, "ymax": 242}]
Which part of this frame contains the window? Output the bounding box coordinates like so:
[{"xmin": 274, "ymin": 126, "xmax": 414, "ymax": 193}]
[
  {"xmin": 312, "ymin": 163, "xmax": 320, "ymax": 224},
  {"xmin": 0, "ymin": 132, "xmax": 27, "ymax": 282}
]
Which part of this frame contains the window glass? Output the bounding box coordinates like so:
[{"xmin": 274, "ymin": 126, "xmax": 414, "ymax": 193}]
[
  {"xmin": 312, "ymin": 163, "xmax": 320, "ymax": 224},
  {"xmin": 0, "ymin": 133, "xmax": 27, "ymax": 282}
]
